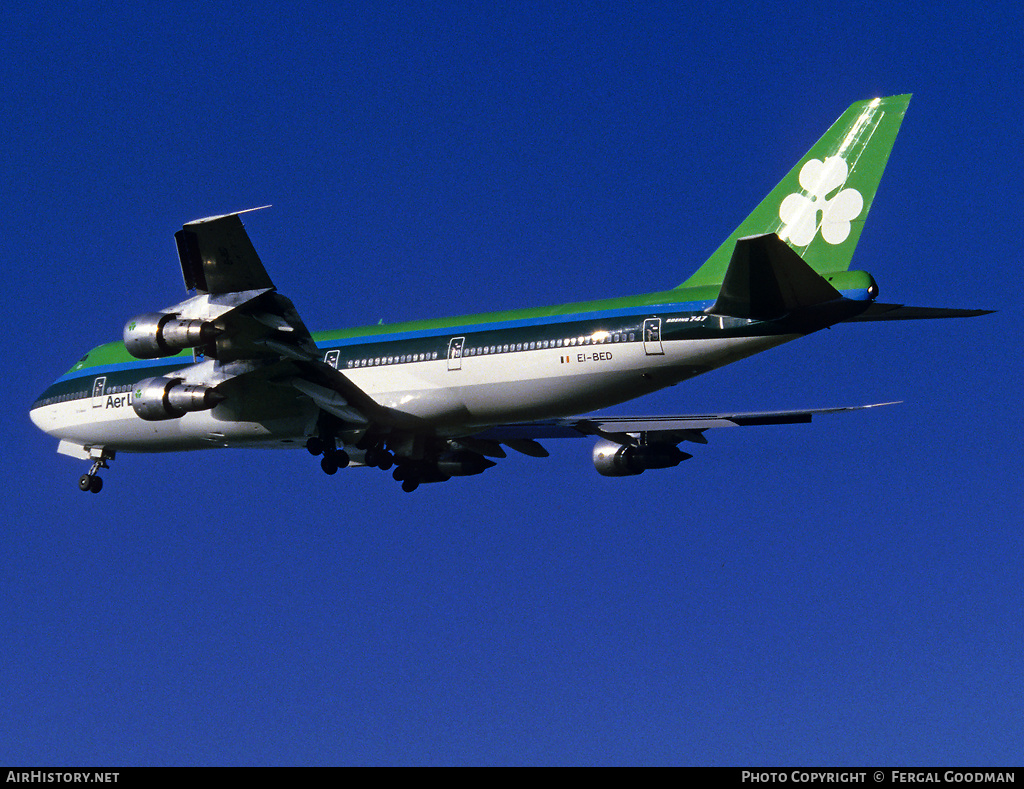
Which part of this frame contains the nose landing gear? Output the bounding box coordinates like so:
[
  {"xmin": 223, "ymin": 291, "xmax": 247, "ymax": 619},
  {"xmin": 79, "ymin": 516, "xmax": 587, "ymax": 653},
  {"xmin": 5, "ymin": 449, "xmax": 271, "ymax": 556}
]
[
  {"xmin": 77, "ymin": 447, "xmax": 114, "ymax": 493},
  {"xmin": 79, "ymin": 472, "xmax": 103, "ymax": 493}
]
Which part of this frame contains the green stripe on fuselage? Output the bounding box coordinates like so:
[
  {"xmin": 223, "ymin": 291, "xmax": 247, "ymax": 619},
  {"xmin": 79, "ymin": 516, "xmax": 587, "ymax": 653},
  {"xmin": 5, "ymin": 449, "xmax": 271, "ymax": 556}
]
[
  {"xmin": 35, "ymin": 280, "xmax": 871, "ymax": 410},
  {"xmin": 311, "ymin": 286, "xmax": 722, "ymax": 343},
  {"xmin": 49, "ymin": 286, "xmax": 722, "ymax": 378}
]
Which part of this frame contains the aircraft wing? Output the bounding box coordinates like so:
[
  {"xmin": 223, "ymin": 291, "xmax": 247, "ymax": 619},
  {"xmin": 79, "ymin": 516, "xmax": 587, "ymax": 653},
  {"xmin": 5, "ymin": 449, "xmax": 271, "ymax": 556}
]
[
  {"xmin": 474, "ymin": 403, "xmax": 897, "ymax": 447},
  {"xmin": 143, "ymin": 209, "xmax": 382, "ymax": 427},
  {"xmin": 162, "ymin": 208, "xmax": 323, "ymax": 360},
  {"xmin": 175, "ymin": 207, "xmax": 276, "ymax": 294}
]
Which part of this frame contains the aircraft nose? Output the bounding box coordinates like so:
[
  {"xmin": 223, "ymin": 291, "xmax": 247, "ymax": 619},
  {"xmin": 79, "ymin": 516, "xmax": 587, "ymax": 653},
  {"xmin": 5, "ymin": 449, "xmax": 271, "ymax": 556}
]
[
  {"xmin": 29, "ymin": 386, "xmax": 65, "ymax": 438},
  {"xmin": 29, "ymin": 399, "xmax": 56, "ymax": 436}
]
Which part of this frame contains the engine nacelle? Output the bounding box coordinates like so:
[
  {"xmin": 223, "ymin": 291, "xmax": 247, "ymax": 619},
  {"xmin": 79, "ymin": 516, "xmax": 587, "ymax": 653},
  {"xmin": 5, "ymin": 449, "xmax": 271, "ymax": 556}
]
[
  {"xmin": 592, "ymin": 439, "xmax": 690, "ymax": 477},
  {"xmin": 124, "ymin": 312, "xmax": 221, "ymax": 359},
  {"xmin": 132, "ymin": 376, "xmax": 225, "ymax": 421}
]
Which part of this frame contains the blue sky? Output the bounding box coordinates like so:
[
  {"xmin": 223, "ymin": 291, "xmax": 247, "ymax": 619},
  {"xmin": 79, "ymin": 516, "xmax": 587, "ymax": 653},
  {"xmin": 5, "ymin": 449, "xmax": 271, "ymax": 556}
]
[{"xmin": 3, "ymin": 1, "xmax": 1021, "ymax": 766}]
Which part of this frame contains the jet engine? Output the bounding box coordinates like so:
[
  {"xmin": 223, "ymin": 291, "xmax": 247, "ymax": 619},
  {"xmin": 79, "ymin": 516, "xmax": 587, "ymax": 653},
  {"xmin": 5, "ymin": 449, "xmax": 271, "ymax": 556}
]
[
  {"xmin": 124, "ymin": 312, "xmax": 221, "ymax": 359},
  {"xmin": 132, "ymin": 376, "xmax": 224, "ymax": 421},
  {"xmin": 592, "ymin": 439, "xmax": 690, "ymax": 477}
]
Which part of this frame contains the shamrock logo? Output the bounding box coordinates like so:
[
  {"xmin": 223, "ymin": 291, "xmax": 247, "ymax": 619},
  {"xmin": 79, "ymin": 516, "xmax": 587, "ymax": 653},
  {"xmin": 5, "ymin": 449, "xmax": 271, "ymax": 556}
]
[{"xmin": 779, "ymin": 156, "xmax": 864, "ymax": 247}]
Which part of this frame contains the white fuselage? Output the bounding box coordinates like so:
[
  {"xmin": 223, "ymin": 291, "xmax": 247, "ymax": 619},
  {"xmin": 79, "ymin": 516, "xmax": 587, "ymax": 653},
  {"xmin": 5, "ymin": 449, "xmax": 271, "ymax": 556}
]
[{"xmin": 31, "ymin": 329, "xmax": 796, "ymax": 455}]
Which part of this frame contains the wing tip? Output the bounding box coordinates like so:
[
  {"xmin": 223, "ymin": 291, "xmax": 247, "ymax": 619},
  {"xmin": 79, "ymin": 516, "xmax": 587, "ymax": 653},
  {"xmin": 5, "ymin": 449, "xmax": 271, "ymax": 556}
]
[{"xmin": 184, "ymin": 205, "xmax": 272, "ymax": 226}]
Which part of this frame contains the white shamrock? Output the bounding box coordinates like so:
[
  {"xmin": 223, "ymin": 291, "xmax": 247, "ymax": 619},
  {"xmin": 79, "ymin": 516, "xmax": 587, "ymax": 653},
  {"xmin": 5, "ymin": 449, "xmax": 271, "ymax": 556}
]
[{"xmin": 779, "ymin": 156, "xmax": 864, "ymax": 246}]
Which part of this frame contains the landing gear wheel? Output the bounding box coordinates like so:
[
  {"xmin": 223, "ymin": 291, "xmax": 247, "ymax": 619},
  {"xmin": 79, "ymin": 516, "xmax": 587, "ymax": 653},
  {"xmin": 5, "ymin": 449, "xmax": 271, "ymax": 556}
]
[
  {"xmin": 320, "ymin": 456, "xmax": 338, "ymax": 475},
  {"xmin": 79, "ymin": 474, "xmax": 102, "ymax": 493},
  {"xmin": 401, "ymin": 478, "xmax": 420, "ymax": 493},
  {"xmin": 329, "ymin": 449, "xmax": 350, "ymax": 469},
  {"xmin": 364, "ymin": 446, "xmax": 394, "ymax": 470},
  {"xmin": 306, "ymin": 437, "xmax": 325, "ymax": 456},
  {"xmin": 77, "ymin": 452, "xmax": 112, "ymax": 493}
]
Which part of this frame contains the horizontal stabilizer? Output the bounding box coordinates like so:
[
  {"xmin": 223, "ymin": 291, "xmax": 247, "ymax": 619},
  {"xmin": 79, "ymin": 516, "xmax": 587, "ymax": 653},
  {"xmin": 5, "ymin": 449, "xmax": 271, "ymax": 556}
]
[
  {"xmin": 843, "ymin": 303, "xmax": 994, "ymax": 321},
  {"xmin": 709, "ymin": 234, "xmax": 842, "ymax": 320}
]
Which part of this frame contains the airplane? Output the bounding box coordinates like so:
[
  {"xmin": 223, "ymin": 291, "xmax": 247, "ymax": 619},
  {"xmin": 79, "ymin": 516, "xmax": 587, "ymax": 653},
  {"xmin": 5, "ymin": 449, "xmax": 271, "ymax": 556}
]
[{"xmin": 29, "ymin": 94, "xmax": 990, "ymax": 493}]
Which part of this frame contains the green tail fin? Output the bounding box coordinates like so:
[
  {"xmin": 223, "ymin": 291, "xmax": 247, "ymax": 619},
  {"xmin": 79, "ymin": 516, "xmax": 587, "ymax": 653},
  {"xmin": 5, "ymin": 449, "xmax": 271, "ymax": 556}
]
[{"xmin": 679, "ymin": 94, "xmax": 911, "ymax": 289}]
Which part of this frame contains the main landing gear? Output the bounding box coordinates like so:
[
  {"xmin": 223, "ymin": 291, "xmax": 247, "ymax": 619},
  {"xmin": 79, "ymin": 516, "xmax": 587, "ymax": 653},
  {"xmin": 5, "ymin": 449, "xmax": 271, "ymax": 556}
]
[
  {"xmin": 306, "ymin": 436, "xmax": 351, "ymax": 475},
  {"xmin": 306, "ymin": 433, "xmax": 494, "ymax": 493},
  {"xmin": 307, "ymin": 435, "xmax": 397, "ymax": 478}
]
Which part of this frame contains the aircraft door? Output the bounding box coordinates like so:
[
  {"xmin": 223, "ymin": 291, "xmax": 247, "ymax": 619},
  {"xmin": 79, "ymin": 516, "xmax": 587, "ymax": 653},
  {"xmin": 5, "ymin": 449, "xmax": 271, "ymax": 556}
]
[
  {"xmin": 324, "ymin": 350, "xmax": 340, "ymax": 369},
  {"xmin": 447, "ymin": 337, "xmax": 465, "ymax": 371},
  {"xmin": 92, "ymin": 376, "xmax": 107, "ymax": 408},
  {"xmin": 643, "ymin": 318, "xmax": 664, "ymax": 355}
]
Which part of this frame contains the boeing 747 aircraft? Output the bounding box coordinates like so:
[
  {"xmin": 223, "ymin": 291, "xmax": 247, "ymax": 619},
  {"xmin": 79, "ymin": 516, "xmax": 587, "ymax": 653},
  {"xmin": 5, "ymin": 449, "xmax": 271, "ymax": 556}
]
[{"xmin": 30, "ymin": 95, "xmax": 988, "ymax": 492}]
